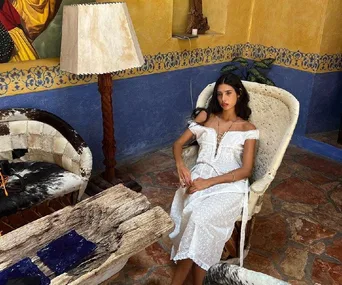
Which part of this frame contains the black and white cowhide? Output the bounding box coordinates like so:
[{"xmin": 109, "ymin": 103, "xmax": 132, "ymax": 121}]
[
  {"xmin": 204, "ymin": 263, "xmax": 289, "ymax": 285},
  {"xmin": 0, "ymin": 161, "xmax": 83, "ymax": 218}
]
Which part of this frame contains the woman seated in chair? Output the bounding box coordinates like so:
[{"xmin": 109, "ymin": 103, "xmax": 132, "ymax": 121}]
[{"xmin": 170, "ymin": 73, "xmax": 259, "ymax": 285}]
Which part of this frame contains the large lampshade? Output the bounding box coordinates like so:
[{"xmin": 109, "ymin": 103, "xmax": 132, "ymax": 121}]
[{"xmin": 60, "ymin": 2, "xmax": 144, "ymax": 75}]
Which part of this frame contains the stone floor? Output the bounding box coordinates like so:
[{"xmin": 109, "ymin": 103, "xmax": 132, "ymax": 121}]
[
  {"xmin": 103, "ymin": 145, "xmax": 342, "ymax": 285},
  {"xmin": 307, "ymin": 130, "xmax": 342, "ymax": 149}
]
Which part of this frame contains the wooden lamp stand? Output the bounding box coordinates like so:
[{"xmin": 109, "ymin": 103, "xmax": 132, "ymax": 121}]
[{"xmin": 96, "ymin": 73, "xmax": 142, "ymax": 191}]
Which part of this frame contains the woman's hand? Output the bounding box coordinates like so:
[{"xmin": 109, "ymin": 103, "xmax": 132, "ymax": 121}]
[
  {"xmin": 187, "ymin": 178, "xmax": 212, "ymax": 194},
  {"xmin": 177, "ymin": 164, "xmax": 192, "ymax": 187}
]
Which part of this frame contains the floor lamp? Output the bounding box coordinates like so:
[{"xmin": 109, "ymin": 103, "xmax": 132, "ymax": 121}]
[{"xmin": 60, "ymin": 3, "xmax": 144, "ymax": 187}]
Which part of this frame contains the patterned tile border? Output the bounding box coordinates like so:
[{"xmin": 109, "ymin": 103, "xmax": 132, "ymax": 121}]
[{"xmin": 0, "ymin": 43, "xmax": 341, "ymax": 97}]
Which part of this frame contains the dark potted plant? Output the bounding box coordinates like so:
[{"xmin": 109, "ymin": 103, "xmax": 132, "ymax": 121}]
[{"xmin": 220, "ymin": 57, "xmax": 276, "ymax": 86}]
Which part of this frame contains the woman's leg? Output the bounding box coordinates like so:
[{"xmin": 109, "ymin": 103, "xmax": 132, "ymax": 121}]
[
  {"xmin": 171, "ymin": 259, "xmax": 193, "ymax": 285},
  {"xmin": 192, "ymin": 263, "xmax": 207, "ymax": 285}
]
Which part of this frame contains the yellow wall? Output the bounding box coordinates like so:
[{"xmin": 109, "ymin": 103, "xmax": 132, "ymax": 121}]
[
  {"xmin": 248, "ymin": 0, "xmax": 327, "ymax": 54},
  {"xmin": 247, "ymin": 0, "xmax": 341, "ymax": 55},
  {"xmin": 172, "ymin": 0, "xmax": 189, "ymax": 35},
  {"xmin": 226, "ymin": 0, "xmax": 253, "ymax": 44},
  {"xmin": 320, "ymin": 0, "xmax": 342, "ymax": 54},
  {"xmin": 1, "ymin": 0, "xmax": 341, "ymax": 96},
  {"xmin": 110, "ymin": 0, "xmax": 340, "ymax": 56}
]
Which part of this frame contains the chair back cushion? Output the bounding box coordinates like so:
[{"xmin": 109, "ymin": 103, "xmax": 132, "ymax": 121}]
[{"xmin": 196, "ymin": 81, "xmax": 299, "ymax": 182}]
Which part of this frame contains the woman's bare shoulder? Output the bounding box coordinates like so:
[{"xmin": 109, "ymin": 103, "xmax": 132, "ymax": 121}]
[
  {"xmin": 240, "ymin": 120, "xmax": 256, "ymax": 131},
  {"xmin": 194, "ymin": 110, "xmax": 208, "ymax": 124}
]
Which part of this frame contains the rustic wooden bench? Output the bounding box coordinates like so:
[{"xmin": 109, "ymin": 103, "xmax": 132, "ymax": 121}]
[{"xmin": 0, "ymin": 184, "xmax": 174, "ymax": 284}]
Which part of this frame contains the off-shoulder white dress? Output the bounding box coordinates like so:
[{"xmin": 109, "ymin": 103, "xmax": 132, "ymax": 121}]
[{"xmin": 169, "ymin": 121, "xmax": 259, "ymax": 270}]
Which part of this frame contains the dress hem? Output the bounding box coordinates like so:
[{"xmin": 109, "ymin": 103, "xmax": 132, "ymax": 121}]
[{"xmin": 171, "ymin": 251, "xmax": 211, "ymax": 271}]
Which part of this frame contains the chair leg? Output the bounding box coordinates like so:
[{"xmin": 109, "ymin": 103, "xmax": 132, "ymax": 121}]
[
  {"xmin": 71, "ymin": 191, "xmax": 79, "ymax": 205},
  {"xmin": 221, "ymin": 216, "xmax": 256, "ymax": 261}
]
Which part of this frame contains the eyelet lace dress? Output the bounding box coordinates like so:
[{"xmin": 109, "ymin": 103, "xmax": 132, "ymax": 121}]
[{"xmin": 169, "ymin": 121, "xmax": 259, "ymax": 270}]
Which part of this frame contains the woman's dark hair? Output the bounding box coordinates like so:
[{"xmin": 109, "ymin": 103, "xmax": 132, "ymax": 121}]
[
  {"xmin": 0, "ymin": 22, "xmax": 14, "ymax": 63},
  {"xmin": 192, "ymin": 73, "xmax": 251, "ymax": 122}
]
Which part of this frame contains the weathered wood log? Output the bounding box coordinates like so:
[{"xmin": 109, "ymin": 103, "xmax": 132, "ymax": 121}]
[
  {"xmin": 0, "ymin": 184, "xmax": 174, "ymax": 285},
  {"xmin": 186, "ymin": 0, "xmax": 210, "ymax": 34}
]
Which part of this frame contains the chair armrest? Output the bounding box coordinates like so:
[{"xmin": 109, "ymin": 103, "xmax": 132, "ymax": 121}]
[
  {"xmin": 250, "ymin": 173, "xmax": 274, "ymax": 194},
  {"xmin": 248, "ymin": 173, "xmax": 275, "ymax": 215},
  {"xmin": 181, "ymin": 145, "xmax": 199, "ymax": 170}
]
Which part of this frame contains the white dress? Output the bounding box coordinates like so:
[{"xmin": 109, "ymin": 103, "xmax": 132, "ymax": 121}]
[{"xmin": 169, "ymin": 121, "xmax": 259, "ymax": 270}]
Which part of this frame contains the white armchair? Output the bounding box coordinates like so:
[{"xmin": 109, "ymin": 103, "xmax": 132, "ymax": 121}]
[{"xmin": 182, "ymin": 81, "xmax": 299, "ymax": 260}]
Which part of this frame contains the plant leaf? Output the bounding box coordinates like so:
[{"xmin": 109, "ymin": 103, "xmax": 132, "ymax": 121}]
[
  {"xmin": 261, "ymin": 58, "xmax": 276, "ymax": 66},
  {"xmin": 265, "ymin": 78, "xmax": 275, "ymax": 86},
  {"xmin": 254, "ymin": 61, "xmax": 270, "ymax": 69},
  {"xmin": 220, "ymin": 65, "xmax": 238, "ymax": 74},
  {"xmin": 248, "ymin": 68, "xmax": 262, "ymax": 77},
  {"xmin": 232, "ymin": 57, "xmax": 248, "ymax": 66},
  {"xmin": 247, "ymin": 67, "xmax": 276, "ymax": 86},
  {"xmin": 247, "ymin": 74, "xmax": 257, "ymax": 82}
]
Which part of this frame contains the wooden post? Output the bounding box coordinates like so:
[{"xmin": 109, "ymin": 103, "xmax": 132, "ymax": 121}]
[
  {"xmin": 186, "ymin": 0, "xmax": 210, "ymax": 34},
  {"xmin": 98, "ymin": 73, "xmax": 116, "ymax": 182}
]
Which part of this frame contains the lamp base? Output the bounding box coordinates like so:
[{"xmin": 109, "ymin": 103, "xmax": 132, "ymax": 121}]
[{"xmin": 85, "ymin": 171, "xmax": 142, "ymax": 196}]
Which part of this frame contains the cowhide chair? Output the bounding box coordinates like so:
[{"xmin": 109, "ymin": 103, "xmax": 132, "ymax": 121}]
[
  {"xmin": 182, "ymin": 81, "xmax": 299, "ymax": 262},
  {"xmin": 204, "ymin": 263, "xmax": 289, "ymax": 285},
  {"xmin": 0, "ymin": 108, "xmax": 92, "ymax": 234}
]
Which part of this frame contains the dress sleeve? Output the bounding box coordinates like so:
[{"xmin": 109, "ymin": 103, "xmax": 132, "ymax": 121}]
[
  {"xmin": 188, "ymin": 120, "xmax": 200, "ymax": 135},
  {"xmin": 245, "ymin": 129, "xmax": 259, "ymax": 140}
]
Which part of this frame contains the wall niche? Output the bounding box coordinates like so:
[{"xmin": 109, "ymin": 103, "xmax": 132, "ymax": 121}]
[{"xmin": 172, "ymin": 0, "xmax": 228, "ymax": 36}]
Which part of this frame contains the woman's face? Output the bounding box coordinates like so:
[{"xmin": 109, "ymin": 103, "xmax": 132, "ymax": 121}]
[{"xmin": 217, "ymin": 83, "xmax": 238, "ymax": 111}]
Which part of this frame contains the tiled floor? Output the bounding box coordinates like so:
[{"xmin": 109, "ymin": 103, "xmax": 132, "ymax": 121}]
[
  {"xmin": 307, "ymin": 130, "xmax": 342, "ymax": 149},
  {"xmin": 103, "ymin": 145, "xmax": 342, "ymax": 285}
]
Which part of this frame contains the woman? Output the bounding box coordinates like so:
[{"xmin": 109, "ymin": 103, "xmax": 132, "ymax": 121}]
[{"xmin": 170, "ymin": 73, "xmax": 259, "ymax": 285}]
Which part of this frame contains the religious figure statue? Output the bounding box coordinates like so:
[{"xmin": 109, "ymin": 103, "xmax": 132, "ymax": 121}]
[{"xmin": 186, "ymin": 0, "xmax": 210, "ymax": 34}]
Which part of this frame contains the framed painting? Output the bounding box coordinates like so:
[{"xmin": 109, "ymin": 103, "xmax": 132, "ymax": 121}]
[
  {"xmin": 0, "ymin": 0, "xmax": 101, "ymax": 96},
  {"xmin": 0, "ymin": 0, "xmax": 94, "ymax": 63}
]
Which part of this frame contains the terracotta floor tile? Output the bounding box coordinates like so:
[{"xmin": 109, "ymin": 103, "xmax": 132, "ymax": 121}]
[
  {"xmin": 297, "ymin": 155, "xmax": 342, "ymax": 178},
  {"xmin": 312, "ymin": 258, "xmax": 342, "ymax": 285},
  {"xmin": 155, "ymin": 170, "xmax": 179, "ymax": 188},
  {"xmin": 326, "ymin": 238, "xmax": 342, "ymax": 263},
  {"xmin": 145, "ymin": 242, "xmax": 173, "ymax": 266},
  {"xmin": 281, "ymin": 202, "xmax": 316, "ymax": 215},
  {"xmin": 127, "ymin": 152, "xmax": 175, "ymax": 175},
  {"xmin": 141, "ymin": 186, "xmax": 175, "ymax": 211},
  {"xmin": 244, "ymin": 251, "xmax": 282, "ymax": 279},
  {"xmin": 251, "ymin": 214, "xmax": 287, "ymax": 253},
  {"xmin": 280, "ymin": 247, "xmax": 308, "ymax": 280},
  {"xmin": 288, "ymin": 217, "xmax": 336, "ymax": 245},
  {"xmin": 272, "ymin": 177, "xmax": 327, "ymax": 204},
  {"xmin": 308, "ymin": 242, "xmax": 326, "ymax": 255},
  {"xmin": 308, "ymin": 203, "xmax": 342, "ymax": 232},
  {"xmin": 330, "ymin": 184, "xmax": 342, "ymax": 212},
  {"xmin": 295, "ymin": 169, "xmax": 333, "ymax": 185},
  {"xmin": 320, "ymin": 181, "xmax": 340, "ymax": 192}
]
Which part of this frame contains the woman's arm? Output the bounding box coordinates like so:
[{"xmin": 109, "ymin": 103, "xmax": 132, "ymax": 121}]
[
  {"xmin": 188, "ymin": 138, "xmax": 257, "ymax": 193},
  {"xmin": 173, "ymin": 110, "xmax": 207, "ymax": 187}
]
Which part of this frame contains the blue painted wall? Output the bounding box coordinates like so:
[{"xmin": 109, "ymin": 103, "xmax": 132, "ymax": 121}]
[
  {"xmin": 0, "ymin": 64, "xmax": 341, "ymax": 169},
  {"xmin": 306, "ymin": 71, "xmax": 342, "ymax": 134}
]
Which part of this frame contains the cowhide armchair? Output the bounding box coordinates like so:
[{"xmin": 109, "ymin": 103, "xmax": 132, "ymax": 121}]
[
  {"xmin": 204, "ymin": 263, "xmax": 289, "ymax": 285},
  {"xmin": 182, "ymin": 81, "xmax": 299, "ymax": 262},
  {"xmin": 0, "ymin": 108, "xmax": 92, "ymax": 234}
]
